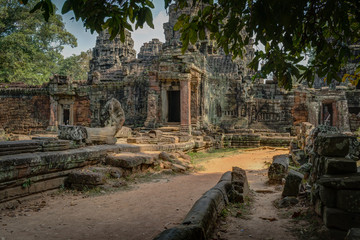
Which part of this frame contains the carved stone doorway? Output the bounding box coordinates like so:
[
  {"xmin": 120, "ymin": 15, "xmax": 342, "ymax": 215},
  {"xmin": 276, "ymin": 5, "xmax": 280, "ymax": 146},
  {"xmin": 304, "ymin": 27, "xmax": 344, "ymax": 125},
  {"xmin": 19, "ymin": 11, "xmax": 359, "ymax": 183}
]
[
  {"xmin": 168, "ymin": 90, "xmax": 180, "ymax": 122},
  {"xmin": 322, "ymin": 103, "xmax": 333, "ymax": 126},
  {"xmin": 63, "ymin": 108, "xmax": 70, "ymax": 125}
]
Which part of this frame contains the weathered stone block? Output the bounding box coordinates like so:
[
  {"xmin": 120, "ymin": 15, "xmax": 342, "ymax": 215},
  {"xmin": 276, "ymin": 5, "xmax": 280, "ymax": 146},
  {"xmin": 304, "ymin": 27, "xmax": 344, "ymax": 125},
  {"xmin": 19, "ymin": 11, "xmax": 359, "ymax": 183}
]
[
  {"xmin": 194, "ymin": 141, "xmax": 205, "ymax": 149},
  {"xmin": 230, "ymin": 167, "xmax": 249, "ymax": 203},
  {"xmin": 337, "ymin": 190, "xmax": 360, "ymax": 213},
  {"xmin": 323, "ymin": 207, "xmax": 360, "ymax": 231},
  {"xmin": 85, "ymin": 126, "xmax": 117, "ymax": 145},
  {"xmin": 106, "ymin": 152, "xmax": 155, "ymax": 168},
  {"xmin": 282, "ymin": 170, "xmax": 304, "ymax": 197},
  {"xmin": 268, "ymin": 154, "xmax": 289, "ymax": 183},
  {"xmin": 291, "ymin": 149, "xmax": 307, "ymax": 166},
  {"xmin": 317, "ymin": 173, "xmax": 360, "ymax": 190},
  {"xmin": 178, "ymin": 135, "xmax": 192, "ymax": 143},
  {"xmin": 317, "ymin": 134, "xmax": 355, "ymax": 157},
  {"xmin": 171, "ymin": 163, "xmax": 186, "ymax": 173},
  {"xmin": 115, "ymin": 126, "xmax": 132, "ymax": 138},
  {"xmin": 319, "ymin": 185, "xmax": 337, "ymax": 208},
  {"xmin": 67, "ymin": 171, "xmax": 106, "ymax": 186},
  {"xmin": 203, "ymin": 136, "xmax": 214, "ymax": 142},
  {"xmin": 324, "ymin": 157, "xmax": 357, "ymax": 175},
  {"xmin": 148, "ymin": 130, "xmax": 162, "ymax": 139}
]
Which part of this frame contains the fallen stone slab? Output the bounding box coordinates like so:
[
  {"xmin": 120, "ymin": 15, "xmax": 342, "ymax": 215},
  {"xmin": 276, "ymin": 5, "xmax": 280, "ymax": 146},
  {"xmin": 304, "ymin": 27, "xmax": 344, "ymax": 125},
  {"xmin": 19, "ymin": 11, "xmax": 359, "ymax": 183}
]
[
  {"xmin": 171, "ymin": 163, "xmax": 186, "ymax": 173},
  {"xmin": 67, "ymin": 170, "xmax": 106, "ymax": 188},
  {"xmin": 115, "ymin": 126, "xmax": 132, "ymax": 138},
  {"xmin": 153, "ymin": 225, "xmax": 204, "ymax": 240},
  {"xmin": 282, "ymin": 170, "xmax": 304, "ymax": 197},
  {"xmin": 268, "ymin": 154, "xmax": 289, "ymax": 183},
  {"xmin": 106, "ymin": 152, "xmax": 157, "ymax": 168},
  {"xmin": 153, "ymin": 171, "xmax": 233, "ymax": 240}
]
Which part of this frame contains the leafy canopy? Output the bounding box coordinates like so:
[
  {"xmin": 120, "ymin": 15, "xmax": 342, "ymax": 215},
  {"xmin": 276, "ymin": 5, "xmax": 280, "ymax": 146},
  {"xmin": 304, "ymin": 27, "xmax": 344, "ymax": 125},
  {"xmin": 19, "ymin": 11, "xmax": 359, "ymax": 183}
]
[
  {"xmin": 57, "ymin": 50, "xmax": 92, "ymax": 81},
  {"xmin": 19, "ymin": 0, "xmax": 360, "ymax": 89},
  {"xmin": 0, "ymin": 0, "xmax": 77, "ymax": 84}
]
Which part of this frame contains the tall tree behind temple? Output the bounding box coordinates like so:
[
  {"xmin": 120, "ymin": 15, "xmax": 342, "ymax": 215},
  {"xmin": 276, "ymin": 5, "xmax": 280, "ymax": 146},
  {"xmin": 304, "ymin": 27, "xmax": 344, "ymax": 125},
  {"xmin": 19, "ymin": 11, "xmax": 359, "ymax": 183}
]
[
  {"xmin": 0, "ymin": 0, "xmax": 77, "ymax": 85},
  {"xmin": 57, "ymin": 50, "xmax": 92, "ymax": 81}
]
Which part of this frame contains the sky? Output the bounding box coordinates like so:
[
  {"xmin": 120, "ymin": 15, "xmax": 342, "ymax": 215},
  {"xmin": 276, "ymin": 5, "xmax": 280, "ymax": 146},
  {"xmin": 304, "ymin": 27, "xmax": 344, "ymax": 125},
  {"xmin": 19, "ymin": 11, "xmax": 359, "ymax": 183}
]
[{"xmin": 53, "ymin": 0, "xmax": 168, "ymax": 58}]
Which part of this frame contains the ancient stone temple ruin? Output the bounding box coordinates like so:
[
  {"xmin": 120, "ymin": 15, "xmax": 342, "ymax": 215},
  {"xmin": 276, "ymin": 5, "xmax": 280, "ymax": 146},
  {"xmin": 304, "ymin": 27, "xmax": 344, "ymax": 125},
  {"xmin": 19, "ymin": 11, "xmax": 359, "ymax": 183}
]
[
  {"xmin": 0, "ymin": 3, "xmax": 360, "ymax": 240},
  {"xmin": 0, "ymin": 3, "xmax": 359, "ymax": 136}
]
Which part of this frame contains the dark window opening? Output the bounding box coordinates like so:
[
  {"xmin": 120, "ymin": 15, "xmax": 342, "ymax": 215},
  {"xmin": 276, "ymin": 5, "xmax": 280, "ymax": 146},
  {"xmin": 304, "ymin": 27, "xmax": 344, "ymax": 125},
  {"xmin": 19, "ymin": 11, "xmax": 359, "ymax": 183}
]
[
  {"xmin": 168, "ymin": 91, "xmax": 180, "ymax": 122},
  {"xmin": 349, "ymin": 107, "xmax": 360, "ymax": 115},
  {"xmin": 63, "ymin": 109, "xmax": 70, "ymax": 125}
]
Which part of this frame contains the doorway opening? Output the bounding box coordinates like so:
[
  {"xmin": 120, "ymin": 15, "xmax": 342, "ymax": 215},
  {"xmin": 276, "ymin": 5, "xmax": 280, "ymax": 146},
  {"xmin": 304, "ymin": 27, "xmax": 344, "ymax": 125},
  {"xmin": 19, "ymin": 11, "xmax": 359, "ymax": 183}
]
[
  {"xmin": 63, "ymin": 109, "xmax": 70, "ymax": 125},
  {"xmin": 167, "ymin": 90, "xmax": 180, "ymax": 122},
  {"xmin": 323, "ymin": 103, "xmax": 333, "ymax": 126}
]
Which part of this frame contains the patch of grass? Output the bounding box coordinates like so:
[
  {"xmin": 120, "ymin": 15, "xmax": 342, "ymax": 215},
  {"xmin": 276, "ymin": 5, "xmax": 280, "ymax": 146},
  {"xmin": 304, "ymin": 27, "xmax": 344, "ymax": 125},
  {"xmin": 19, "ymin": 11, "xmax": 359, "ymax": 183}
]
[
  {"xmin": 230, "ymin": 195, "xmax": 254, "ymax": 219},
  {"xmin": 84, "ymin": 186, "xmax": 102, "ymax": 195},
  {"xmin": 188, "ymin": 148, "xmax": 243, "ymax": 165},
  {"xmin": 220, "ymin": 208, "xmax": 230, "ymax": 217},
  {"xmin": 22, "ymin": 179, "xmax": 32, "ymax": 188},
  {"xmin": 219, "ymin": 194, "xmax": 254, "ymax": 221},
  {"xmin": 263, "ymin": 161, "xmax": 272, "ymax": 168}
]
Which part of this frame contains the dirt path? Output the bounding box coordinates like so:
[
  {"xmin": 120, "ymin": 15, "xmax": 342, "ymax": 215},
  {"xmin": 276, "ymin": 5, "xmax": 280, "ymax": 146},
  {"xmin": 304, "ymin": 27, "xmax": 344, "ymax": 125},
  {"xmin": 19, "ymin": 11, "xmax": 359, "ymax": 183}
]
[
  {"xmin": 217, "ymin": 169, "xmax": 296, "ymax": 240},
  {"xmin": 0, "ymin": 148, "xmax": 292, "ymax": 240}
]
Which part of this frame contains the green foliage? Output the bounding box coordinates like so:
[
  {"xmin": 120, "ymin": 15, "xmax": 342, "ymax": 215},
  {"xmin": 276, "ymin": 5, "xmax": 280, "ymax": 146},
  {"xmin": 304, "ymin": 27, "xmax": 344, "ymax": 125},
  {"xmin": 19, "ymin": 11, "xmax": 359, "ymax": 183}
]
[
  {"xmin": 0, "ymin": 0, "xmax": 76, "ymax": 84},
  {"xmin": 19, "ymin": 0, "xmax": 360, "ymax": 89},
  {"xmin": 22, "ymin": 178, "xmax": 32, "ymax": 188},
  {"xmin": 57, "ymin": 50, "xmax": 91, "ymax": 81},
  {"xmin": 59, "ymin": 0, "xmax": 155, "ymax": 41},
  {"xmin": 173, "ymin": 0, "xmax": 360, "ymax": 89}
]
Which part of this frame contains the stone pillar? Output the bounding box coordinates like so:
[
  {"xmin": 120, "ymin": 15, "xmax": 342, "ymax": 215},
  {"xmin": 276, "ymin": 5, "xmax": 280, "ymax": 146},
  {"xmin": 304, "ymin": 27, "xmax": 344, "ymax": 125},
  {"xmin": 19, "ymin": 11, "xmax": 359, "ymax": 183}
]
[
  {"xmin": 144, "ymin": 71, "xmax": 160, "ymax": 128},
  {"xmin": 180, "ymin": 78, "xmax": 191, "ymax": 134},
  {"xmin": 47, "ymin": 96, "xmax": 58, "ymax": 131}
]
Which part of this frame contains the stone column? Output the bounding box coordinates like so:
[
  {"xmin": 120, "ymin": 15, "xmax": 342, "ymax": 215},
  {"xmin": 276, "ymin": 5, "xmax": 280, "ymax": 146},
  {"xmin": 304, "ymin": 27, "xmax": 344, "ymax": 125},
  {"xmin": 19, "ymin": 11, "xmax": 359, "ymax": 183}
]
[
  {"xmin": 47, "ymin": 96, "xmax": 58, "ymax": 131},
  {"xmin": 180, "ymin": 77, "xmax": 191, "ymax": 134},
  {"xmin": 144, "ymin": 71, "xmax": 160, "ymax": 128}
]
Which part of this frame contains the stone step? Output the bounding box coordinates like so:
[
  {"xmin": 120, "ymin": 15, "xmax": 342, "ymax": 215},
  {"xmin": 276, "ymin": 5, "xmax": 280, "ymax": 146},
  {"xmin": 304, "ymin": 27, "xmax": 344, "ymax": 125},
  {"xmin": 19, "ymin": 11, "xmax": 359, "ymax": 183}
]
[
  {"xmin": 324, "ymin": 157, "xmax": 358, "ymax": 175},
  {"xmin": 0, "ymin": 139, "xmax": 71, "ymax": 156},
  {"xmin": 157, "ymin": 126, "xmax": 180, "ymax": 132}
]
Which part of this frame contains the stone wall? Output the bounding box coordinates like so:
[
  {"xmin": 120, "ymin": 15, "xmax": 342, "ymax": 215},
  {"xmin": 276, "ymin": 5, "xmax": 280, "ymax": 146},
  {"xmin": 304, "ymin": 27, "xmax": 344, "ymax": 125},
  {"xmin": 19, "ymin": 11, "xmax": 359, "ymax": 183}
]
[
  {"xmin": 88, "ymin": 80, "xmax": 148, "ymax": 127},
  {"xmin": 292, "ymin": 91, "xmax": 308, "ymax": 125},
  {"xmin": 0, "ymin": 88, "xmax": 50, "ymax": 134},
  {"xmin": 73, "ymin": 96, "xmax": 91, "ymax": 126},
  {"xmin": 309, "ymin": 134, "xmax": 360, "ymax": 239}
]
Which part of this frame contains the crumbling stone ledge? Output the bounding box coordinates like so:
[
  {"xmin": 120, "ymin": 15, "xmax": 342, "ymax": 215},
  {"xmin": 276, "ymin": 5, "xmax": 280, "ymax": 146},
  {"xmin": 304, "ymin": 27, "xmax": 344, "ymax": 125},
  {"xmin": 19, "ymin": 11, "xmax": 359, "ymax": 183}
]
[
  {"xmin": 154, "ymin": 169, "xmax": 248, "ymax": 240},
  {"xmin": 0, "ymin": 144, "xmax": 140, "ymax": 204}
]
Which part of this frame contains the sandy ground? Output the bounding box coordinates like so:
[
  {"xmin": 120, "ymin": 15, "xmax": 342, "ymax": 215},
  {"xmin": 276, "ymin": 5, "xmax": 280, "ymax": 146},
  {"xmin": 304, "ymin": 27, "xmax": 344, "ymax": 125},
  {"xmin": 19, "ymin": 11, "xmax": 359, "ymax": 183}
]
[{"xmin": 0, "ymin": 148, "xmax": 293, "ymax": 240}]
